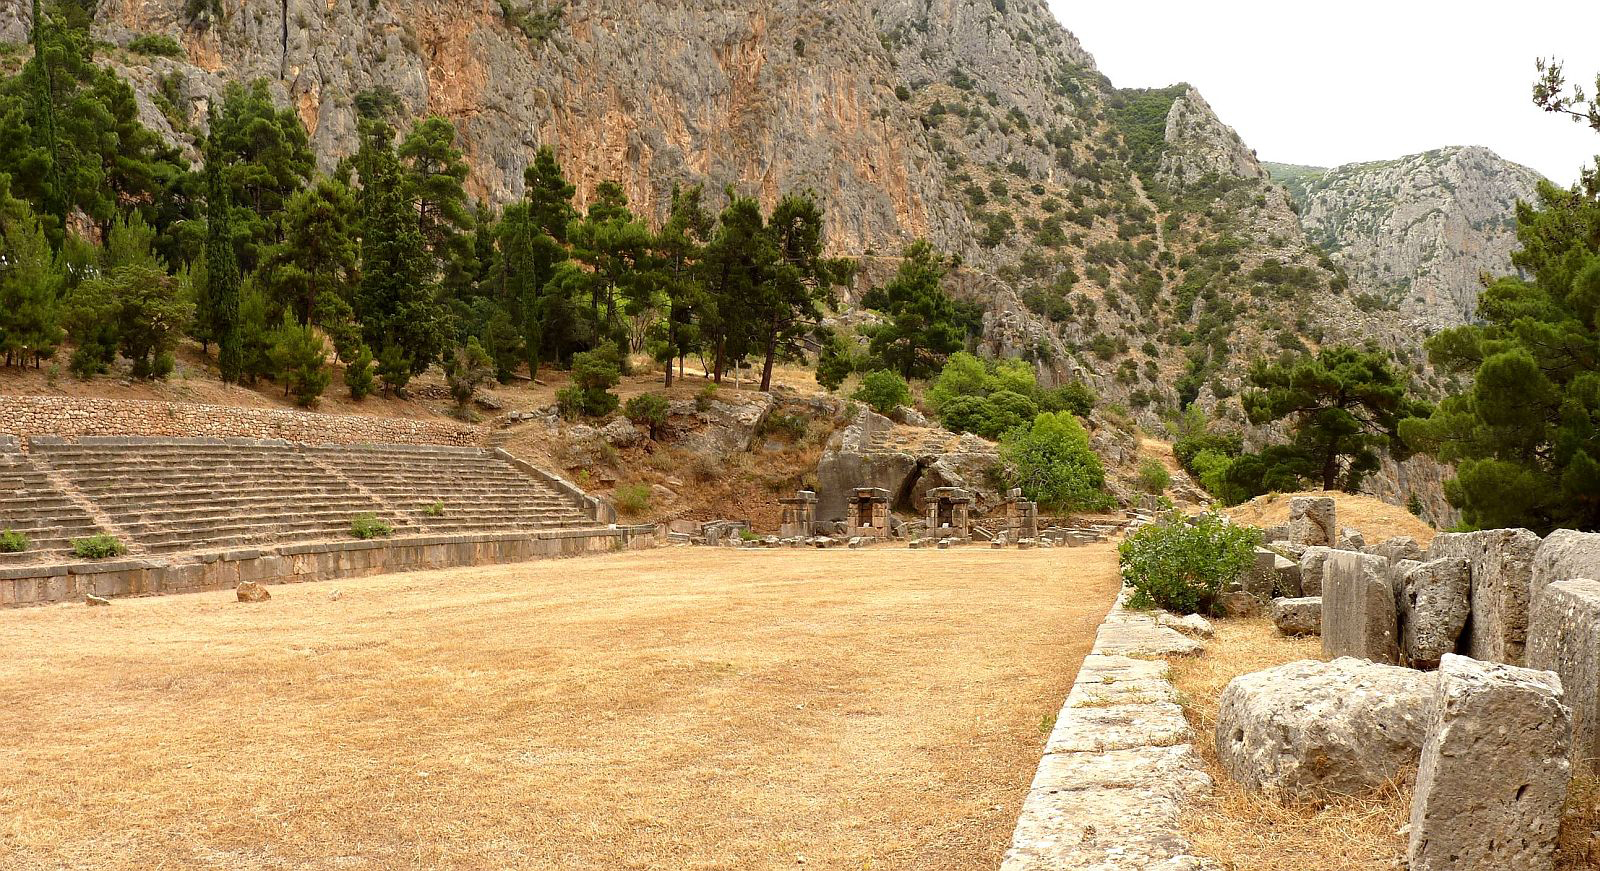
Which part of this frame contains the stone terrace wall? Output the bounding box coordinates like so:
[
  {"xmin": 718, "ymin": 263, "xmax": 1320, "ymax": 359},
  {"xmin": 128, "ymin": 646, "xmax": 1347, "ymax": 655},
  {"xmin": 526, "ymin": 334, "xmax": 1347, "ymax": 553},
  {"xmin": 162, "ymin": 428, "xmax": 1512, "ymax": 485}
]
[{"xmin": 0, "ymin": 395, "xmax": 478, "ymax": 450}]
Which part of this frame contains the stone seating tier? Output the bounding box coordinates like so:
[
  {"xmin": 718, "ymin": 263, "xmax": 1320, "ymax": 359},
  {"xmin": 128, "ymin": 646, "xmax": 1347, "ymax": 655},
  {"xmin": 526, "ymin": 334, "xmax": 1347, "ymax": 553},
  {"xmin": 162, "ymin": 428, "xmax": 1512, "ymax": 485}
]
[{"xmin": 15, "ymin": 438, "xmax": 598, "ymax": 559}]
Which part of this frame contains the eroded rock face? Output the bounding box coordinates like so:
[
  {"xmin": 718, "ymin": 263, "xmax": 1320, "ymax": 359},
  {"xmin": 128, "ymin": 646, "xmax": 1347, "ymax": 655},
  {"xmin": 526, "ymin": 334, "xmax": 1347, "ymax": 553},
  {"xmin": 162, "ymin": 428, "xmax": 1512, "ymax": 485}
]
[
  {"xmin": 1408, "ymin": 655, "xmax": 1571, "ymax": 871},
  {"xmin": 1215, "ymin": 657, "xmax": 1432, "ymax": 795},
  {"xmin": 1322, "ymin": 550, "xmax": 1400, "ymax": 664},
  {"xmin": 1274, "ymin": 147, "xmax": 1545, "ymax": 330},
  {"xmin": 1298, "ymin": 546, "xmax": 1334, "ymax": 597},
  {"xmin": 1531, "ymin": 528, "xmax": 1600, "ymax": 609},
  {"xmin": 1287, "ymin": 497, "xmax": 1335, "ymax": 547}
]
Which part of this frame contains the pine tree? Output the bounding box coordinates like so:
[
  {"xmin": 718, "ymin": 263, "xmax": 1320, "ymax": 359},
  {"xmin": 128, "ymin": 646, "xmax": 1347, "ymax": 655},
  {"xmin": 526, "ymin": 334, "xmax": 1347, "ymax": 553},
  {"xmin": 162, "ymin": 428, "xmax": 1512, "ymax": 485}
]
[
  {"xmin": 0, "ymin": 191, "xmax": 64, "ymax": 367},
  {"xmin": 653, "ymin": 184, "xmax": 711, "ymax": 387},
  {"xmin": 752, "ymin": 191, "xmax": 843, "ymax": 392},
  {"xmin": 268, "ymin": 314, "xmax": 330, "ymax": 407},
  {"xmin": 862, "ymin": 240, "xmax": 963, "ymax": 379},
  {"xmin": 265, "ymin": 176, "xmax": 357, "ymax": 325}
]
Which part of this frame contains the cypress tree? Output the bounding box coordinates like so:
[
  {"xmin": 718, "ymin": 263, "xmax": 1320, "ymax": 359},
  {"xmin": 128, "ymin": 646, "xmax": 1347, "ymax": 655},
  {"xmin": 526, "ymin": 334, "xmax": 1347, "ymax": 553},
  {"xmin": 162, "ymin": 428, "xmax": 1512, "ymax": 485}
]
[{"xmin": 206, "ymin": 161, "xmax": 244, "ymax": 383}]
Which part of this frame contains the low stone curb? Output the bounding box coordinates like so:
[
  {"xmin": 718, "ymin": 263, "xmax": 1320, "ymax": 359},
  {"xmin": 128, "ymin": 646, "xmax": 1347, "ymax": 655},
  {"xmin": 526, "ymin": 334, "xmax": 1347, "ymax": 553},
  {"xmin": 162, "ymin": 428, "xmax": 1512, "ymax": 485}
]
[
  {"xmin": 1000, "ymin": 594, "xmax": 1217, "ymax": 870},
  {"xmin": 0, "ymin": 526, "xmax": 660, "ymax": 607}
]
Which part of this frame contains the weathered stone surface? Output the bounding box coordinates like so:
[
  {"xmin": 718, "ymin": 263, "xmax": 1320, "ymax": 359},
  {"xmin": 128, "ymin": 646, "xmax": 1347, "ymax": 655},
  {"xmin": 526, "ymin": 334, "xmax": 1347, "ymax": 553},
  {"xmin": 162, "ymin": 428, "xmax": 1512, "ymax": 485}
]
[
  {"xmin": 1400, "ymin": 557, "xmax": 1470, "ymax": 669},
  {"xmin": 1372, "ymin": 535, "xmax": 1424, "ymax": 564},
  {"xmin": 1322, "ymin": 550, "xmax": 1400, "ymax": 664},
  {"xmin": 1531, "ymin": 528, "xmax": 1600, "ymax": 609},
  {"xmin": 1216, "ymin": 657, "xmax": 1432, "ymax": 795},
  {"xmin": 85, "ymin": 594, "xmax": 110, "ymax": 606},
  {"xmin": 1270, "ymin": 596, "xmax": 1321, "ymax": 636},
  {"xmin": 1219, "ymin": 590, "xmax": 1263, "ymax": 618},
  {"xmin": 1527, "ymin": 577, "xmax": 1600, "ymax": 773},
  {"xmin": 1243, "ymin": 548, "xmax": 1278, "ymax": 600},
  {"xmin": 1408, "ymin": 654, "xmax": 1571, "ymax": 871},
  {"xmin": 1298, "ymin": 545, "xmax": 1334, "ymax": 597},
  {"xmin": 1287, "ymin": 496, "xmax": 1335, "ymax": 546},
  {"xmin": 1273, "ymin": 555, "xmax": 1302, "ymax": 597},
  {"xmin": 1158, "ymin": 612, "xmax": 1214, "ymax": 638},
  {"xmin": 1094, "ymin": 608, "xmax": 1204, "ymax": 657},
  {"xmin": 1429, "ymin": 528, "xmax": 1542, "ymax": 664},
  {"xmin": 235, "ymin": 581, "xmax": 272, "ymax": 603},
  {"xmin": 1338, "ymin": 526, "xmax": 1366, "ymax": 550}
]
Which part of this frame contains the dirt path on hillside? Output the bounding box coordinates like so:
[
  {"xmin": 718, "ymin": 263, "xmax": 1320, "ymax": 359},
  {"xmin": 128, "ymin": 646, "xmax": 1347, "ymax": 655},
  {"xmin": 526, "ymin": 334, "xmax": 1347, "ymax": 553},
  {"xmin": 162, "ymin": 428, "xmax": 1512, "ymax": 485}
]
[{"xmin": 0, "ymin": 546, "xmax": 1120, "ymax": 870}]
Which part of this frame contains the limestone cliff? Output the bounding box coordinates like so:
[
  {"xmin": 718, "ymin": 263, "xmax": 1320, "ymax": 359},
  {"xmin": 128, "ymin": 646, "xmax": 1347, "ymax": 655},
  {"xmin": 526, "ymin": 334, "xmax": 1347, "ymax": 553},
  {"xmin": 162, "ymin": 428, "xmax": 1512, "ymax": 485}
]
[{"xmin": 1266, "ymin": 147, "xmax": 1544, "ymax": 327}]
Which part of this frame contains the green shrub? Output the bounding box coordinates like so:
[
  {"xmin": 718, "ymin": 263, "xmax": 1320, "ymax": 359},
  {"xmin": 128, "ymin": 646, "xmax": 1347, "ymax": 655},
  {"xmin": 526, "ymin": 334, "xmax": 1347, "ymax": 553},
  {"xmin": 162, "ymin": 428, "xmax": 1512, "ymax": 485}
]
[
  {"xmin": 614, "ymin": 483, "xmax": 651, "ymax": 515},
  {"xmin": 695, "ymin": 382, "xmax": 718, "ymax": 412},
  {"xmin": 0, "ymin": 529, "xmax": 28, "ymax": 553},
  {"xmin": 344, "ymin": 344, "xmax": 375, "ymax": 400},
  {"xmin": 128, "ymin": 34, "xmax": 184, "ymax": 57},
  {"xmin": 349, "ymin": 513, "xmax": 393, "ymax": 539},
  {"xmin": 758, "ymin": 410, "xmax": 810, "ymax": 441},
  {"xmin": 1137, "ymin": 458, "xmax": 1172, "ymax": 493},
  {"xmin": 624, "ymin": 393, "xmax": 671, "ymax": 439},
  {"xmin": 71, "ymin": 535, "xmax": 127, "ymax": 559},
  {"xmin": 852, "ymin": 369, "xmax": 912, "ymax": 415},
  {"xmin": 1119, "ymin": 508, "xmax": 1260, "ymax": 616},
  {"xmin": 558, "ymin": 346, "xmax": 622, "ymax": 419},
  {"xmin": 269, "ymin": 315, "xmax": 329, "ymax": 408},
  {"xmin": 424, "ymin": 501, "xmax": 445, "ymax": 517},
  {"xmin": 998, "ymin": 412, "xmax": 1112, "ymax": 511}
]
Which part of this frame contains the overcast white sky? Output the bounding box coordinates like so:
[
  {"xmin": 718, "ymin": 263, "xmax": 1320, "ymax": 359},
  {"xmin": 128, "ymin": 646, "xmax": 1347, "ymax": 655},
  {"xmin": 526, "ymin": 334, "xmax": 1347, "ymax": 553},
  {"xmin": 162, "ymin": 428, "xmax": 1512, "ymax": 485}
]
[{"xmin": 1046, "ymin": 1, "xmax": 1600, "ymax": 183}]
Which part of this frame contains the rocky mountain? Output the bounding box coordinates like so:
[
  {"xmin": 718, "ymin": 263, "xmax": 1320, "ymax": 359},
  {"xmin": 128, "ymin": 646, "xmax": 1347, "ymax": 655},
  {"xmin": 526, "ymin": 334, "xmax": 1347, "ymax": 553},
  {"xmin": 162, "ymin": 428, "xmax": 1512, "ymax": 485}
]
[
  {"xmin": 1265, "ymin": 147, "xmax": 1544, "ymax": 328},
  {"xmin": 1, "ymin": 0, "xmax": 1464, "ymax": 515}
]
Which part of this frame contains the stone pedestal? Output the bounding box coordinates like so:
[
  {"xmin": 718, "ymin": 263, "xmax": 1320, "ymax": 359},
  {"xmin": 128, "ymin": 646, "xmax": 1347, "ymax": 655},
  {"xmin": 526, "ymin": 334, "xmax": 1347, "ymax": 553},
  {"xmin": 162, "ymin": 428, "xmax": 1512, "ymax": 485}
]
[
  {"xmin": 849, "ymin": 487, "xmax": 891, "ymax": 539},
  {"xmin": 924, "ymin": 487, "xmax": 973, "ymax": 540},
  {"xmin": 778, "ymin": 489, "xmax": 817, "ymax": 539}
]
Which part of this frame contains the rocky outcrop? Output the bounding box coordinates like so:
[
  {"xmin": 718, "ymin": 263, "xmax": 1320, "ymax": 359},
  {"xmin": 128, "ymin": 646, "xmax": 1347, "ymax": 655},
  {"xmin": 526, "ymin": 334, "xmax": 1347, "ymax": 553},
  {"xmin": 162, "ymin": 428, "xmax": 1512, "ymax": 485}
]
[{"xmin": 1268, "ymin": 147, "xmax": 1544, "ymax": 328}]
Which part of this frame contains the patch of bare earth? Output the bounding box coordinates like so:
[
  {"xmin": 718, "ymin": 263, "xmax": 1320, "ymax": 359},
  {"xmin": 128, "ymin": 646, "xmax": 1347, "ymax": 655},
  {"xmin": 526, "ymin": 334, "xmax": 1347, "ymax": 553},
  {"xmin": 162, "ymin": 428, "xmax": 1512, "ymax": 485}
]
[
  {"xmin": 1227, "ymin": 490, "xmax": 1438, "ymax": 549},
  {"xmin": 0, "ymin": 546, "xmax": 1120, "ymax": 870},
  {"xmin": 1171, "ymin": 619, "xmax": 1600, "ymax": 871}
]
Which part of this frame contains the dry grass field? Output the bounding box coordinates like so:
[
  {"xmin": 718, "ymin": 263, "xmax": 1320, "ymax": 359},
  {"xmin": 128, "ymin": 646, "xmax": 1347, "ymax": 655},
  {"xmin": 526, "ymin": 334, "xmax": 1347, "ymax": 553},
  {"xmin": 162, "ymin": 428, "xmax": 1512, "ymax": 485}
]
[{"xmin": 0, "ymin": 546, "xmax": 1120, "ymax": 870}]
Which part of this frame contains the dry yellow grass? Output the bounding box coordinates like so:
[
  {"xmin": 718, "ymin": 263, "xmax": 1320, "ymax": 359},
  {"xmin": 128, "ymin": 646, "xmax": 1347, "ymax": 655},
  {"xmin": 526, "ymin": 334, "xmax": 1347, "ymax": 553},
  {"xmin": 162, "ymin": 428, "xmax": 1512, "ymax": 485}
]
[
  {"xmin": 1227, "ymin": 490, "xmax": 1438, "ymax": 548},
  {"xmin": 1169, "ymin": 618, "xmax": 1411, "ymax": 871},
  {"xmin": 0, "ymin": 546, "xmax": 1121, "ymax": 870}
]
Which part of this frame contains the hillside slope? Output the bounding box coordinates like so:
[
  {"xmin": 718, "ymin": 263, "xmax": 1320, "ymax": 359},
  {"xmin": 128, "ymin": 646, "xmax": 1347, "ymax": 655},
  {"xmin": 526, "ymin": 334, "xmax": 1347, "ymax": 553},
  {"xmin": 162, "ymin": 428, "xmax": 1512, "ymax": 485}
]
[{"xmin": 1266, "ymin": 147, "xmax": 1544, "ymax": 327}]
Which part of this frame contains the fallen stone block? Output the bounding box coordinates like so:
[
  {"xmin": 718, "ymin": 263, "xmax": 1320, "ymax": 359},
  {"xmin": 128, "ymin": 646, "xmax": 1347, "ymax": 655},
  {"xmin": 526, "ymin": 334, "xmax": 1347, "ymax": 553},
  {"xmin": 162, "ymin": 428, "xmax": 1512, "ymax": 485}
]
[
  {"xmin": 1215, "ymin": 657, "xmax": 1431, "ymax": 795},
  {"xmin": 235, "ymin": 581, "xmax": 271, "ymax": 603},
  {"xmin": 1243, "ymin": 548, "xmax": 1278, "ymax": 600},
  {"xmin": 1157, "ymin": 612, "xmax": 1214, "ymax": 638},
  {"xmin": 1298, "ymin": 546, "xmax": 1334, "ymax": 597},
  {"xmin": 1273, "ymin": 554, "xmax": 1302, "ymax": 597},
  {"xmin": 1429, "ymin": 528, "xmax": 1541, "ymax": 664},
  {"xmin": 1322, "ymin": 550, "xmax": 1399, "ymax": 664},
  {"xmin": 1219, "ymin": 590, "xmax": 1262, "ymax": 618},
  {"xmin": 1372, "ymin": 535, "xmax": 1424, "ymax": 564},
  {"xmin": 1270, "ymin": 596, "xmax": 1321, "ymax": 636},
  {"xmin": 1400, "ymin": 557, "xmax": 1470, "ymax": 669},
  {"xmin": 85, "ymin": 594, "xmax": 110, "ymax": 607},
  {"xmin": 1527, "ymin": 577, "xmax": 1600, "ymax": 772},
  {"xmin": 1287, "ymin": 496, "xmax": 1335, "ymax": 546},
  {"xmin": 1338, "ymin": 526, "xmax": 1366, "ymax": 550},
  {"xmin": 1531, "ymin": 528, "xmax": 1600, "ymax": 607},
  {"xmin": 1408, "ymin": 654, "xmax": 1571, "ymax": 871}
]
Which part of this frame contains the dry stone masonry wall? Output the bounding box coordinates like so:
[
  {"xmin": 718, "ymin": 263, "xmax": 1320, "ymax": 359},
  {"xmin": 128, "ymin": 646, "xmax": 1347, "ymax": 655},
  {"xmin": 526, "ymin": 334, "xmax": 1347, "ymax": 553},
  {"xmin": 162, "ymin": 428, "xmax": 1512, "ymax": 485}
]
[{"xmin": 0, "ymin": 396, "xmax": 479, "ymax": 449}]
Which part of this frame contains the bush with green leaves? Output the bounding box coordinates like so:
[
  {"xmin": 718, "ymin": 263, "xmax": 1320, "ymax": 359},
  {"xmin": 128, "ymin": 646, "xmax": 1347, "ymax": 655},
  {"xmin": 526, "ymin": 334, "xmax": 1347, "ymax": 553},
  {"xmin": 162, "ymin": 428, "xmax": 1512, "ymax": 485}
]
[
  {"xmin": 127, "ymin": 34, "xmax": 184, "ymax": 57},
  {"xmin": 852, "ymin": 369, "xmax": 912, "ymax": 415},
  {"xmin": 624, "ymin": 393, "xmax": 671, "ymax": 439},
  {"xmin": 444, "ymin": 336, "xmax": 494, "ymax": 415},
  {"xmin": 1119, "ymin": 508, "xmax": 1260, "ymax": 616},
  {"xmin": 424, "ymin": 501, "xmax": 445, "ymax": 517},
  {"xmin": 614, "ymin": 483, "xmax": 651, "ymax": 515},
  {"xmin": 695, "ymin": 383, "xmax": 718, "ymax": 412},
  {"xmin": 268, "ymin": 315, "xmax": 330, "ymax": 407},
  {"xmin": 71, "ymin": 535, "xmax": 127, "ymax": 559},
  {"xmin": 1137, "ymin": 458, "xmax": 1172, "ymax": 493},
  {"xmin": 557, "ymin": 345, "xmax": 622, "ymax": 420},
  {"xmin": 349, "ymin": 513, "xmax": 393, "ymax": 539},
  {"xmin": 998, "ymin": 412, "xmax": 1112, "ymax": 511},
  {"xmin": 927, "ymin": 352, "xmax": 1095, "ymax": 437},
  {"xmin": 0, "ymin": 529, "xmax": 28, "ymax": 553},
  {"xmin": 344, "ymin": 344, "xmax": 375, "ymax": 400}
]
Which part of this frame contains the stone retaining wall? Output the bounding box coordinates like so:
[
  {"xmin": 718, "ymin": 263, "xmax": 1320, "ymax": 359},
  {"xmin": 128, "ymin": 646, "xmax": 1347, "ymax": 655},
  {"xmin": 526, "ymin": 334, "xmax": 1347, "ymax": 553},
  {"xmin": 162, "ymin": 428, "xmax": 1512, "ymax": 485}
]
[
  {"xmin": 0, "ymin": 526, "xmax": 658, "ymax": 607},
  {"xmin": 0, "ymin": 395, "xmax": 478, "ymax": 450},
  {"xmin": 1001, "ymin": 594, "xmax": 1216, "ymax": 870}
]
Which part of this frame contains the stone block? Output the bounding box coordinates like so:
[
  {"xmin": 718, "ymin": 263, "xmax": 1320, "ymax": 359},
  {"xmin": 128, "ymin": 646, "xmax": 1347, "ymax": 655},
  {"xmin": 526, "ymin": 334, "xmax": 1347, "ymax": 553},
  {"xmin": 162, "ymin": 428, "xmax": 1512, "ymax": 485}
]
[
  {"xmin": 1429, "ymin": 528, "xmax": 1541, "ymax": 664},
  {"xmin": 1215, "ymin": 657, "xmax": 1432, "ymax": 795},
  {"xmin": 1338, "ymin": 526, "xmax": 1365, "ymax": 550},
  {"xmin": 1531, "ymin": 528, "xmax": 1600, "ymax": 607},
  {"xmin": 1322, "ymin": 550, "xmax": 1399, "ymax": 664},
  {"xmin": 1273, "ymin": 554, "xmax": 1302, "ymax": 597},
  {"xmin": 1298, "ymin": 546, "xmax": 1334, "ymax": 597},
  {"xmin": 1270, "ymin": 596, "xmax": 1321, "ymax": 636},
  {"xmin": 1219, "ymin": 590, "xmax": 1262, "ymax": 618},
  {"xmin": 1372, "ymin": 535, "xmax": 1424, "ymax": 564},
  {"xmin": 1400, "ymin": 557, "xmax": 1470, "ymax": 670},
  {"xmin": 1287, "ymin": 496, "xmax": 1335, "ymax": 546},
  {"xmin": 1243, "ymin": 548, "xmax": 1277, "ymax": 600},
  {"xmin": 1408, "ymin": 654, "xmax": 1570, "ymax": 871},
  {"xmin": 1527, "ymin": 577, "xmax": 1600, "ymax": 773}
]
